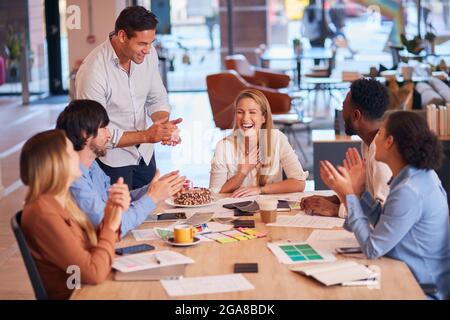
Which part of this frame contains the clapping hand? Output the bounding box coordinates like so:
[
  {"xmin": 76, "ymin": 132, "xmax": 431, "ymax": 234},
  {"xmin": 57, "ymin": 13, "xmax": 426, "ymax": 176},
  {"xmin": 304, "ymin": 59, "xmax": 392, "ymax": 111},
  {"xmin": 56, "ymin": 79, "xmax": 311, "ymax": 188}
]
[
  {"xmin": 146, "ymin": 117, "xmax": 183, "ymax": 144},
  {"xmin": 161, "ymin": 119, "xmax": 182, "ymax": 146},
  {"xmin": 320, "ymin": 160, "xmax": 354, "ymax": 200},
  {"xmin": 147, "ymin": 169, "xmax": 186, "ymax": 203},
  {"xmin": 237, "ymin": 136, "xmax": 260, "ymax": 176},
  {"xmin": 343, "ymin": 148, "xmax": 366, "ymax": 197},
  {"xmin": 104, "ymin": 177, "xmax": 131, "ymax": 232}
]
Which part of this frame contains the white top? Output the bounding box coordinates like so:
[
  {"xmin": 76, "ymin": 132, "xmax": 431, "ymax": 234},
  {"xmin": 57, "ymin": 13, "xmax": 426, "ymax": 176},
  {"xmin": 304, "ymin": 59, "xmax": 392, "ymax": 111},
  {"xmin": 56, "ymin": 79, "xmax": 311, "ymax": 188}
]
[
  {"xmin": 209, "ymin": 129, "xmax": 309, "ymax": 193},
  {"xmin": 338, "ymin": 139, "xmax": 392, "ymax": 218},
  {"xmin": 75, "ymin": 35, "xmax": 170, "ymax": 167}
]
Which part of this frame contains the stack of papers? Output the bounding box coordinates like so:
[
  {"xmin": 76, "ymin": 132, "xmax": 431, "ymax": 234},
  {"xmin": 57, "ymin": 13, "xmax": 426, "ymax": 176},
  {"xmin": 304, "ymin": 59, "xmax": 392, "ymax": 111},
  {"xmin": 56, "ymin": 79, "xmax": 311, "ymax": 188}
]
[
  {"xmin": 161, "ymin": 274, "xmax": 254, "ymax": 297},
  {"xmin": 306, "ymin": 230, "xmax": 360, "ymax": 252},
  {"xmin": 113, "ymin": 250, "xmax": 194, "ymax": 273},
  {"xmin": 113, "ymin": 251, "xmax": 195, "ymax": 281},
  {"xmin": 267, "ymin": 214, "xmax": 344, "ymax": 229},
  {"xmin": 291, "ymin": 261, "xmax": 379, "ymax": 287},
  {"xmin": 131, "ymin": 228, "xmax": 160, "ymax": 241}
]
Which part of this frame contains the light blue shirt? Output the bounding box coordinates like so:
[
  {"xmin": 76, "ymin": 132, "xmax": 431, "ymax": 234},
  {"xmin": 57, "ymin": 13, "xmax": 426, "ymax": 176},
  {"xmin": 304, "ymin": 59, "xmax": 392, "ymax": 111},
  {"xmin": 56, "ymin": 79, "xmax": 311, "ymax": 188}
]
[
  {"xmin": 345, "ymin": 166, "xmax": 450, "ymax": 300},
  {"xmin": 70, "ymin": 161, "xmax": 157, "ymax": 236}
]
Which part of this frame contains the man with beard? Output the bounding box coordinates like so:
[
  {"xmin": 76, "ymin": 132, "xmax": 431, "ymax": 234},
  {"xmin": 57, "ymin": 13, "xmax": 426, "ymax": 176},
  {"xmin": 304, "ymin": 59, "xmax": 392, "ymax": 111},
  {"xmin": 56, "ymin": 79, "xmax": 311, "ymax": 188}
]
[
  {"xmin": 75, "ymin": 6, "xmax": 181, "ymax": 190},
  {"xmin": 56, "ymin": 100, "xmax": 186, "ymax": 236},
  {"xmin": 301, "ymin": 78, "xmax": 392, "ymax": 218}
]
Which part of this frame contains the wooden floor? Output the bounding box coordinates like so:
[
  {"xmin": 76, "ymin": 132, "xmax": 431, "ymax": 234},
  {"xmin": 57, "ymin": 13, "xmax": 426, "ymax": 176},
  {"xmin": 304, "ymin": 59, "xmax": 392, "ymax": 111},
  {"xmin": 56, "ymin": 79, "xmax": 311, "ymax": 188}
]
[
  {"xmin": 0, "ymin": 93, "xmax": 319, "ymax": 299},
  {"xmin": 0, "ymin": 97, "xmax": 66, "ymax": 299}
]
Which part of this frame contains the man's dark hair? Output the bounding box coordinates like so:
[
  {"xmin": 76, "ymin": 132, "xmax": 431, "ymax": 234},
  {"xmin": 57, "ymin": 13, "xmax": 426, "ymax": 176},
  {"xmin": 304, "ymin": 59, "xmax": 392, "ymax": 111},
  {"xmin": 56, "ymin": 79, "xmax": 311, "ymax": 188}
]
[
  {"xmin": 385, "ymin": 111, "xmax": 443, "ymax": 170},
  {"xmin": 56, "ymin": 100, "xmax": 109, "ymax": 151},
  {"xmin": 115, "ymin": 6, "xmax": 158, "ymax": 38},
  {"xmin": 350, "ymin": 78, "xmax": 389, "ymax": 120}
]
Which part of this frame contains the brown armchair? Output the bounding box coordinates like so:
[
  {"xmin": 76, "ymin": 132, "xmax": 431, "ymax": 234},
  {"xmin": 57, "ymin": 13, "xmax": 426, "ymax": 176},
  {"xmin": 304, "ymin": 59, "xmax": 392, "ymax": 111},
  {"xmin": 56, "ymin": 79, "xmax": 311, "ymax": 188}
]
[
  {"xmin": 224, "ymin": 54, "xmax": 291, "ymax": 89},
  {"xmin": 206, "ymin": 70, "xmax": 292, "ymax": 130}
]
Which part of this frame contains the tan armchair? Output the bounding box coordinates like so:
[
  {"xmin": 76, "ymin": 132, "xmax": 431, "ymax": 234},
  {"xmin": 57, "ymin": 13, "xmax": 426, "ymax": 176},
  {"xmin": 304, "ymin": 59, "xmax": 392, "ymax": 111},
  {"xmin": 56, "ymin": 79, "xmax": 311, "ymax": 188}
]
[
  {"xmin": 206, "ymin": 70, "xmax": 292, "ymax": 130},
  {"xmin": 224, "ymin": 54, "xmax": 291, "ymax": 89}
]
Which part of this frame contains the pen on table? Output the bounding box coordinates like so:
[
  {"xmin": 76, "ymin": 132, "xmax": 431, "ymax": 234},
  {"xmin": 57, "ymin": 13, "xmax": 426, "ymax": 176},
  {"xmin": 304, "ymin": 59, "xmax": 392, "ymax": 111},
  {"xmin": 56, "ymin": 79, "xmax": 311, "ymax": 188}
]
[
  {"xmin": 341, "ymin": 279, "xmax": 379, "ymax": 287},
  {"xmin": 153, "ymin": 253, "xmax": 161, "ymax": 264}
]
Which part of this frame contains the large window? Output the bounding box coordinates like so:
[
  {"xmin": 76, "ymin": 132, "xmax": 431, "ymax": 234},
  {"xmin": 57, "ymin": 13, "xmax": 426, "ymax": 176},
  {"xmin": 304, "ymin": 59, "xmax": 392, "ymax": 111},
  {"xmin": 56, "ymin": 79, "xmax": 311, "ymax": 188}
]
[{"xmin": 136, "ymin": 0, "xmax": 221, "ymax": 91}]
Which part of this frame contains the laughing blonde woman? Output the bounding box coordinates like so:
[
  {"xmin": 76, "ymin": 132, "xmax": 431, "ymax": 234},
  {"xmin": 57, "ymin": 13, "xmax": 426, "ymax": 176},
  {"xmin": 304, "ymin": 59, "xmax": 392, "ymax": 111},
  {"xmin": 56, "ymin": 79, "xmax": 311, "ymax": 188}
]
[
  {"xmin": 20, "ymin": 129, "xmax": 130, "ymax": 299},
  {"xmin": 209, "ymin": 89, "xmax": 308, "ymax": 197}
]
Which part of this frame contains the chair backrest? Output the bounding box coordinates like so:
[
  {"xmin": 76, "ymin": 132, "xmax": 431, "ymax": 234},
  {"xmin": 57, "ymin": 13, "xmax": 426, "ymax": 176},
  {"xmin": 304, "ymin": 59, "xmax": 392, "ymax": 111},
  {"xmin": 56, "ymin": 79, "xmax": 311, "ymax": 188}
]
[
  {"xmin": 11, "ymin": 211, "xmax": 48, "ymax": 300},
  {"xmin": 206, "ymin": 70, "xmax": 292, "ymax": 129},
  {"xmin": 206, "ymin": 70, "xmax": 247, "ymax": 130},
  {"xmin": 224, "ymin": 54, "xmax": 255, "ymax": 77}
]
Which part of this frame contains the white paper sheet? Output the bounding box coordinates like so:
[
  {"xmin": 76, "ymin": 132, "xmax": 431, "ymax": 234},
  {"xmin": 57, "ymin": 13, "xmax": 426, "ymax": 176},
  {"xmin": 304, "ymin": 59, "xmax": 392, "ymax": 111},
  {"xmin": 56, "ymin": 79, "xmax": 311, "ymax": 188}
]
[
  {"xmin": 205, "ymin": 221, "xmax": 234, "ymax": 233},
  {"xmin": 131, "ymin": 228, "xmax": 160, "ymax": 241},
  {"xmin": 113, "ymin": 251, "xmax": 194, "ymax": 273},
  {"xmin": 160, "ymin": 274, "xmax": 254, "ymax": 297},
  {"xmin": 266, "ymin": 214, "xmax": 344, "ymax": 229},
  {"xmin": 306, "ymin": 230, "xmax": 360, "ymax": 252},
  {"xmin": 196, "ymin": 234, "xmax": 214, "ymax": 242}
]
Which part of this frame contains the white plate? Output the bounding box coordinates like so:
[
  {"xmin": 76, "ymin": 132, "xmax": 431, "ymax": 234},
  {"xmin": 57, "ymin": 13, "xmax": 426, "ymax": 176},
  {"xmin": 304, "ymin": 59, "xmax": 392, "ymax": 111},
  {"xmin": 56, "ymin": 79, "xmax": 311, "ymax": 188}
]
[
  {"xmin": 165, "ymin": 237, "xmax": 201, "ymax": 247},
  {"xmin": 165, "ymin": 197, "xmax": 218, "ymax": 208}
]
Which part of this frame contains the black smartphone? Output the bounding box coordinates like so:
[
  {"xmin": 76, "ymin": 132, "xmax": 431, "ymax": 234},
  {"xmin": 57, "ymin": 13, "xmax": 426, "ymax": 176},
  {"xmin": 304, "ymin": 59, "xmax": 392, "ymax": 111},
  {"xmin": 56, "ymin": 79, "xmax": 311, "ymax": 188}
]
[
  {"xmin": 223, "ymin": 201, "xmax": 253, "ymax": 209},
  {"xmin": 234, "ymin": 263, "xmax": 258, "ymax": 273},
  {"xmin": 335, "ymin": 247, "xmax": 363, "ymax": 254},
  {"xmin": 115, "ymin": 244, "xmax": 155, "ymax": 255},
  {"xmin": 157, "ymin": 212, "xmax": 187, "ymax": 221}
]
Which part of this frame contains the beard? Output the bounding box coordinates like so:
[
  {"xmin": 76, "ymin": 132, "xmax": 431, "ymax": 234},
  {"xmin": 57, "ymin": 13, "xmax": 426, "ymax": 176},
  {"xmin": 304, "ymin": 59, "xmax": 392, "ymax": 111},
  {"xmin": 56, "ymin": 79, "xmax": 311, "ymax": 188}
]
[
  {"xmin": 344, "ymin": 117, "xmax": 357, "ymax": 136},
  {"xmin": 89, "ymin": 141, "xmax": 107, "ymax": 158}
]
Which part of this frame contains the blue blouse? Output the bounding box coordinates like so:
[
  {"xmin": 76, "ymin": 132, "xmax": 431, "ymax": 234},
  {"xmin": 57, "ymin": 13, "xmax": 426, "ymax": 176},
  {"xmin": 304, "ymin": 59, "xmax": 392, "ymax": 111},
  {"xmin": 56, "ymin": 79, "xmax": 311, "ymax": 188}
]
[{"xmin": 345, "ymin": 166, "xmax": 450, "ymax": 300}]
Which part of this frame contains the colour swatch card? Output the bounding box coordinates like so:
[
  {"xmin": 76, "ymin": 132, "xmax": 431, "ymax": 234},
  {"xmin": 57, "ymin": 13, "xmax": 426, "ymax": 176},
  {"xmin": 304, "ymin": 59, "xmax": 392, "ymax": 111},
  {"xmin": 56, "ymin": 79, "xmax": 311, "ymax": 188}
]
[{"xmin": 267, "ymin": 242, "xmax": 336, "ymax": 264}]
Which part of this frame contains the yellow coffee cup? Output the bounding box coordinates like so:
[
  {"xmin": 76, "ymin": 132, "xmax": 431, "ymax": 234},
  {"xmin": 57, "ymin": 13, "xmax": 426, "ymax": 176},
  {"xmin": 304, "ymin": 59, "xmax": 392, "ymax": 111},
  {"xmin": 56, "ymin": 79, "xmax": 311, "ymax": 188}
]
[{"xmin": 173, "ymin": 224, "xmax": 198, "ymax": 244}]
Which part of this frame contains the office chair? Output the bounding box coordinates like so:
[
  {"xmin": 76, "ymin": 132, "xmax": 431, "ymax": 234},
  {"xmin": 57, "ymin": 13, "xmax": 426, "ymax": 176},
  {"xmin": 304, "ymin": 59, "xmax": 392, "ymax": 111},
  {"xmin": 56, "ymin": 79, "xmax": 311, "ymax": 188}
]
[
  {"xmin": 11, "ymin": 211, "xmax": 48, "ymax": 300},
  {"xmin": 224, "ymin": 54, "xmax": 291, "ymax": 89}
]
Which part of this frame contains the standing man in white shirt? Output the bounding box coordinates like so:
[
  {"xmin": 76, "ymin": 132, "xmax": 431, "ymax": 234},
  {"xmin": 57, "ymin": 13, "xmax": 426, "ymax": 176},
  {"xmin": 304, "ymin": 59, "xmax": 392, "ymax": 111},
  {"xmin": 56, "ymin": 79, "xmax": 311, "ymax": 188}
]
[
  {"xmin": 75, "ymin": 6, "xmax": 181, "ymax": 190},
  {"xmin": 301, "ymin": 78, "xmax": 392, "ymax": 217}
]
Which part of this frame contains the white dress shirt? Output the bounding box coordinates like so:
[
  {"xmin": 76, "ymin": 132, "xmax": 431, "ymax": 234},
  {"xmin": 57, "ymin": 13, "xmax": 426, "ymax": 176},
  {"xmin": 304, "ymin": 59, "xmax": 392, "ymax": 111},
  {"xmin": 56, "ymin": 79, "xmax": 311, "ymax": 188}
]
[
  {"xmin": 209, "ymin": 129, "xmax": 309, "ymax": 193},
  {"xmin": 75, "ymin": 34, "xmax": 170, "ymax": 167}
]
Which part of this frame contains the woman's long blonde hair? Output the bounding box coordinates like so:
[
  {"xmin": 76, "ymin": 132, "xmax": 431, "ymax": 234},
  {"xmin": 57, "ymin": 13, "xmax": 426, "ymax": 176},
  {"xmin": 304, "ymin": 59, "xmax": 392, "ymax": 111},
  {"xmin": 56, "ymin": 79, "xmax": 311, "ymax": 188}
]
[
  {"xmin": 20, "ymin": 129, "xmax": 98, "ymax": 246},
  {"xmin": 232, "ymin": 89, "xmax": 274, "ymax": 186}
]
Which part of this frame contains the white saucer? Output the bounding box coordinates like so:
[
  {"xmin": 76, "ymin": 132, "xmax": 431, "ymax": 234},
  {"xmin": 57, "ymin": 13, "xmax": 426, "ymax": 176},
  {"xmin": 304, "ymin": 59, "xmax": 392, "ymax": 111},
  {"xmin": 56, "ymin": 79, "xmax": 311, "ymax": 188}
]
[{"xmin": 165, "ymin": 237, "xmax": 201, "ymax": 247}]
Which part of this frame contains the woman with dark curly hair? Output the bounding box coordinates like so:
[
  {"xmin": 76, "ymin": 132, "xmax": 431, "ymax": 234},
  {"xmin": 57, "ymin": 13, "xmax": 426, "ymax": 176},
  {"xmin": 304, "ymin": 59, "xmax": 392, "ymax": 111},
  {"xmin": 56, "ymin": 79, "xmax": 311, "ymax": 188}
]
[{"xmin": 320, "ymin": 111, "xmax": 450, "ymax": 300}]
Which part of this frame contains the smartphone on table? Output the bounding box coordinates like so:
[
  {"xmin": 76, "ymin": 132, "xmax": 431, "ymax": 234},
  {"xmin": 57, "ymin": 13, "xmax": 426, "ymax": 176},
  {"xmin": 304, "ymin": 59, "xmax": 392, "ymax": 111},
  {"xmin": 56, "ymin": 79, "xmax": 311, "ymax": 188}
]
[
  {"xmin": 157, "ymin": 212, "xmax": 187, "ymax": 221},
  {"xmin": 115, "ymin": 244, "xmax": 155, "ymax": 255},
  {"xmin": 335, "ymin": 247, "xmax": 362, "ymax": 254}
]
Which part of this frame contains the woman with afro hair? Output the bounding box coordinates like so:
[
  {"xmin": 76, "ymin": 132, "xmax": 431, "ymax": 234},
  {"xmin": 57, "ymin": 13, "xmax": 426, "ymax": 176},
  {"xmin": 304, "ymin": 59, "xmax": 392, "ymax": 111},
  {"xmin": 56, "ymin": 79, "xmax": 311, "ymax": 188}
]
[{"xmin": 320, "ymin": 111, "xmax": 450, "ymax": 300}]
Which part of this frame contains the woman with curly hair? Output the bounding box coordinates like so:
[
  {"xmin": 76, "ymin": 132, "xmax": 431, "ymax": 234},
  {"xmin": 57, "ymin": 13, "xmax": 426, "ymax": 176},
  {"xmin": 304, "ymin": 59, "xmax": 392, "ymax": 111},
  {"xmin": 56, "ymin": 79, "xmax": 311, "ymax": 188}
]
[{"xmin": 320, "ymin": 111, "xmax": 450, "ymax": 300}]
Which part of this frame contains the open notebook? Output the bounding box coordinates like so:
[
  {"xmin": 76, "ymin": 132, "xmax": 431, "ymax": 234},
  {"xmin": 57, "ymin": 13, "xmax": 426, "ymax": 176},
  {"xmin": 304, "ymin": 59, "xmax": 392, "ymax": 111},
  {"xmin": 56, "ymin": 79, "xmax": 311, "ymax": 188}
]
[
  {"xmin": 113, "ymin": 251, "xmax": 194, "ymax": 281},
  {"xmin": 290, "ymin": 261, "xmax": 377, "ymax": 286}
]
